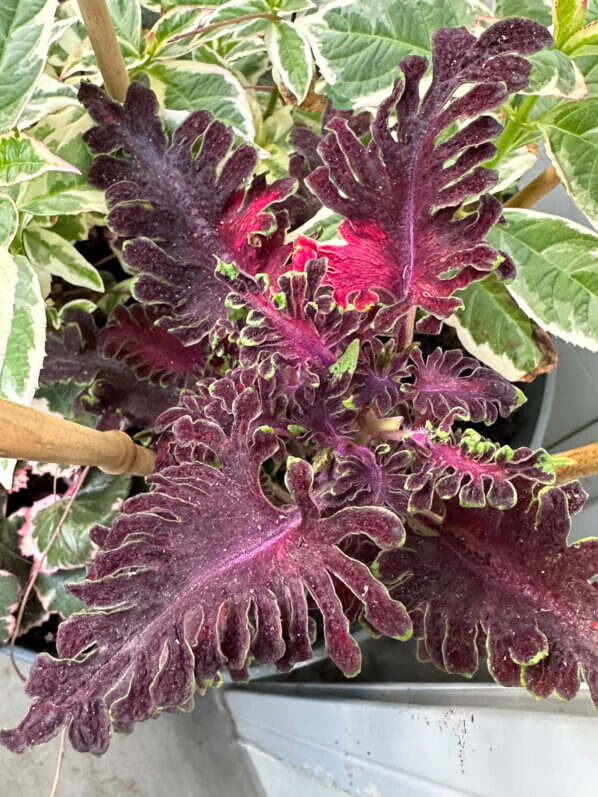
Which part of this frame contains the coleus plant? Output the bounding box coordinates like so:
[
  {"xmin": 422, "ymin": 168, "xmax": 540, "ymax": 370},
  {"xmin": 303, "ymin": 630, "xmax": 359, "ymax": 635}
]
[{"xmin": 2, "ymin": 14, "xmax": 598, "ymax": 758}]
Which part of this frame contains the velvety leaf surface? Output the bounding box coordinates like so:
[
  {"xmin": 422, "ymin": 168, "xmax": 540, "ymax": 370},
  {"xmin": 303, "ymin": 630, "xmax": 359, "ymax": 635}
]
[
  {"xmin": 378, "ymin": 483, "xmax": 598, "ymax": 706},
  {"xmin": 405, "ymin": 428, "xmax": 556, "ymax": 511},
  {"xmin": 1, "ymin": 387, "xmax": 410, "ymax": 754},
  {"xmin": 41, "ymin": 309, "xmax": 195, "ymax": 430},
  {"xmin": 299, "ymin": 19, "xmax": 551, "ymax": 315},
  {"xmin": 223, "ymin": 257, "xmax": 367, "ymax": 376},
  {"xmin": 403, "ymin": 348, "xmax": 524, "ymax": 424},
  {"xmin": 80, "ymin": 82, "xmax": 294, "ymax": 343}
]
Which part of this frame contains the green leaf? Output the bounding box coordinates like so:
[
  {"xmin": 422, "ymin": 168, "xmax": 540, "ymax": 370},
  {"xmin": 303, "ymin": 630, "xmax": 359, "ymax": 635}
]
[
  {"xmin": 35, "ymin": 568, "xmax": 85, "ymax": 618},
  {"xmin": 300, "ymin": 0, "xmax": 492, "ymax": 106},
  {"xmin": 563, "ymin": 19, "xmax": 598, "ymax": 52},
  {"xmin": 21, "ymin": 470, "xmax": 131, "ymax": 571},
  {"xmin": 266, "ymin": 20, "xmax": 313, "ymax": 104},
  {"xmin": 524, "ymin": 47, "xmax": 587, "ymax": 98},
  {"xmin": 146, "ymin": 6, "xmax": 204, "ymax": 58},
  {"xmin": 446, "ymin": 274, "xmax": 556, "ymax": 381},
  {"xmin": 538, "ymin": 98, "xmax": 598, "ymax": 226},
  {"xmin": 0, "ymin": 0, "xmax": 56, "ymax": 131},
  {"xmin": 0, "ymin": 129, "xmax": 80, "ymax": 187},
  {"xmin": 0, "ymin": 255, "xmax": 46, "ymax": 489},
  {"xmin": 106, "ymin": 0, "xmax": 142, "ymax": 52},
  {"xmin": 146, "ymin": 59, "xmax": 255, "ymax": 139},
  {"xmin": 495, "ymin": 0, "xmax": 552, "ymax": 25},
  {"xmin": 487, "ymin": 209, "xmax": 598, "ymax": 351},
  {"xmin": 0, "ymin": 570, "xmax": 20, "ymax": 644},
  {"xmin": 202, "ymin": 0, "xmax": 272, "ymax": 40},
  {"xmin": 16, "ymin": 74, "xmax": 79, "ymax": 131},
  {"xmin": 23, "ymin": 226, "xmax": 104, "ymax": 291},
  {"xmin": 572, "ymin": 43, "xmax": 598, "ymax": 95},
  {"xmin": 18, "ymin": 106, "xmax": 105, "ymax": 216},
  {"xmin": 0, "ymin": 195, "xmax": 18, "ymax": 247},
  {"xmin": 330, "ymin": 338, "xmax": 359, "ymax": 379},
  {"xmin": 553, "ymin": 0, "xmax": 588, "ymax": 48},
  {"xmin": 0, "ymin": 248, "xmax": 19, "ymax": 368},
  {"xmin": 35, "ymin": 380, "xmax": 97, "ymax": 427}
]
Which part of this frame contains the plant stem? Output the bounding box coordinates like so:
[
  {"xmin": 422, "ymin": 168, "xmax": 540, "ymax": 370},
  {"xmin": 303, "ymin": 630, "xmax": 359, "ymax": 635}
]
[
  {"xmin": 555, "ymin": 441, "xmax": 598, "ymax": 483},
  {"xmin": 488, "ymin": 95, "xmax": 538, "ymax": 168},
  {"xmin": 505, "ymin": 165, "xmax": 560, "ymax": 208},
  {"xmin": 77, "ymin": 0, "xmax": 130, "ymax": 102},
  {"xmin": 263, "ymin": 85, "xmax": 279, "ymax": 119},
  {"xmin": 50, "ymin": 727, "xmax": 67, "ymax": 797},
  {"xmin": 10, "ymin": 466, "xmax": 90, "ymax": 682},
  {"xmin": 169, "ymin": 12, "xmax": 276, "ymax": 42}
]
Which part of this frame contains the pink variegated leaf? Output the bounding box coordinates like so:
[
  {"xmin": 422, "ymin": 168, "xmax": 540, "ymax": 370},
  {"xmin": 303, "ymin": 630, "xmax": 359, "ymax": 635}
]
[{"xmin": 299, "ymin": 20, "xmax": 551, "ymax": 315}]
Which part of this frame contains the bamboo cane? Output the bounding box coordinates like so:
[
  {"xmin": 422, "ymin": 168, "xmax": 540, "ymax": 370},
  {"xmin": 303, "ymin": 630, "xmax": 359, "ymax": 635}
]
[
  {"xmin": 77, "ymin": 0, "xmax": 130, "ymax": 102},
  {"xmin": 0, "ymin": 398, "xmax": 155, "ymax": 477}
]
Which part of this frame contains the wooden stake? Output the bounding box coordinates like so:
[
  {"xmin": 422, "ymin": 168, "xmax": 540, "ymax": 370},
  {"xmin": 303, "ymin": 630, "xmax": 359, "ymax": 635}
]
[
  {"xmin": 555, "ymin": 441, "xmax": 598, "ymax": 484},
  {"xmin": 505, "ymin": 166, "xmax": 560, "ymax": 209},
  {"xmin": 77, "ymin": 0, "xmax": 130, "ymax": 102},
  {"xmin": 0, "ymin": 398, "xmax": 155, "ymax": 477}
]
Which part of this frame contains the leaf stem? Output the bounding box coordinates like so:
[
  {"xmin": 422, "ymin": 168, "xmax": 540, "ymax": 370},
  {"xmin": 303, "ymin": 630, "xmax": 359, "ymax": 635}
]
[
  {"xmin": 9, "ymin": 466, "xmax": 90, "ymax": 682},
  {"xmin": 77, "ymin": 0, "xmax": 130, "ymax": 102},
  {"xmin": 505, "ymin": 165, "xmax": 560, "ymax": 208},
  {"xmin": 169, "ymin": 12, "xmax": 276, "ymax": 42},
  {"xmin": 263, "ymin": 85, "xmax": 280, "ymax": 120},
  {"xmin": 555, "ymin": 441, "xmax": 598, "ymax": 483},
  {"xmin": 488, "ymin": 95, "xmax": 538, "ymax": 168}
]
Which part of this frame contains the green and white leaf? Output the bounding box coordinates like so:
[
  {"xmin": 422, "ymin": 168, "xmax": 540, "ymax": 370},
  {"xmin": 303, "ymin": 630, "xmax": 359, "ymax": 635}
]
[
  {"xmin": 538, "ymin": 99, "xmax": 598, "ymax": 226},
  {"xmin": 146, "ymin": 59, "xmax": 255, "ymax": 139},
  {"xmin": 495, "ymin": 0, "xmax": 552, "ymax": 25},
  {"xmin": 106, "ymin": 0, "xmax": 142, "ymax": 52},
  {"xmin": 487, "ymin": 209, "xmax": 598, "ymax": 351},
  {"xmin": 572, "ymin": 43, "xmax": 598, "ymax": 96},
  {"xmin": 0, "ymin": 130, "xmax": 79, "ymax": 186},
  {"xmin": 147, "ymin": 6, "xmax": 206, "ymax": 58},
  {"xmin": 18, "ymin": 106, "xmax": 105, "ymax": 215},
  {"xmin": 35, "ymin": 568, "xmax": 85, "ymax": 618},
  {"xmin": 524, "ymin": 47, "xmax": 587, "ymax": 98},
  {"xmin": 563, "ymin": 19, "xmax": 598, "ymax": 53},
  {"xmin": 0, "ymin": 255, "xmax": 46, "ymax": 489},
  {"xmin": 35, "ymin": 379, "xmax": 97, "ymax": 426},
  {"xmin": 266, "ymin": 20, "xmax": 313, "ymax": 104},
  {"xmin": 447, "ymin": 273, "xmax": 556, "ymax": 381},
  {"xmin": 0, "ymin": 247, "xmax": 19, "ymax": 367},
  {"xmin": 300, "ymin": 0, "xmax": 492, "ymax": 106},
  {"xmin": 21, "ymin": 470, "xmax": 131, "ymax": 572},
  {"xmin": 16, "ymin": 74, "xmax": 79, "ymax": 130},
  {"xmin": 0, "ymin": 0, "xmax": 56, "ymax": 131},
  {"xmin": 0, "ymin": 195, "xmax": 18, "ymax": 247},
  {"xmin": 201, "ymin": 0, "xmax": 272, "ymax": 40},
  {"xmin": 553, "ymin": 0, "xmax": 588, "ymax": 48},
  {"xmin": 23, "ymin": 226, "xmax": 104, "ymax": 291},
  {"xmin": 0, "ymin": 570, "xmax": 20, "ymax": 644}
]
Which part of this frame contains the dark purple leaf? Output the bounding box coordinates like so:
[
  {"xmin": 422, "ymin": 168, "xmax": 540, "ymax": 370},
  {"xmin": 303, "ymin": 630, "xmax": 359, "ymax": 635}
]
[
  {"xmin": 79, "ymin": 82, "xmax": 294, "ymax": 343},
  {"xmin": 378, "ymin": 482, "xmax": 598, "ymax": 707},
  {"xmin": 299, "ymin": 20, "xmax": 551, "ymax": 314},
  {"xmin": 405, "ymin": 428, "xmax": 556, "ymax": 511},
  {"xmin": 1, "ymin": 387, "xmax": 410, "ymax": 753},
  {"xmin": 402, "ymin": 347, "xmax": 524, "ymax": 424}
]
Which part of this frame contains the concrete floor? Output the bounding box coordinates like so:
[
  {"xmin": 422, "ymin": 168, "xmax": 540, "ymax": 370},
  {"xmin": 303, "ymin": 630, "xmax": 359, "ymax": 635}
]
[{"xmin": 0, "ymin": 656, "xmax": 262, "ymax": 797}]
